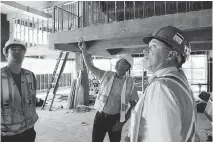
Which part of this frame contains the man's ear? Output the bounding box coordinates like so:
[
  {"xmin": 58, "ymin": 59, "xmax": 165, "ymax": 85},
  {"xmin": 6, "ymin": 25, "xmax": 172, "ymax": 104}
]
[
  {"xmin": 167, "ymin": 51, "xmax": 176, "ymax": 60},
  {"xmin": 167, "ymin": 51, "xmax": 182, "ymax": 64}
]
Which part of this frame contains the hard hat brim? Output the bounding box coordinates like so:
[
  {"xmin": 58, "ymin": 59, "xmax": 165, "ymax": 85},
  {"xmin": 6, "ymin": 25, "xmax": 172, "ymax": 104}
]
[
  {"xmin": 143, "ymin": 35, "xmax": 187, "ymax": 62},
  {"xmin": 143, "ymin": 35, "xmax": 171, "ymax": 46},
  {"xmin": 143, "ymin": 36, "xmax": 153, "ymax": 45},
  {"xmin": 143, "ymin": 35, "xmax": 178, "ymax": 51},
  {"xmin": 6, "ymin": 44, "xmax": 26, "ymax": 51},
  {"xmin": 3, "ymin": 43, "xmax": 26, "ymax": 56},
  {"xmin": 7, "ymin": 43, "xmax": 25, "ymax": 48}
]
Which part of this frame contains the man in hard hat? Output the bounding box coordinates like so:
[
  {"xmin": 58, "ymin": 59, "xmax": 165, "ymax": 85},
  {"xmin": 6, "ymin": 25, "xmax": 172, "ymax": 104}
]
[
  {"xmin": 1, "ymin": 38, "xmax": 38, "ymax": 142},
  {"xmin": 127, "ymin": 26, "xmax": 197, "ymax": 142},
  {"xmin": 78, "ymin": 38, "xmax": 138, "ymax": 142}
]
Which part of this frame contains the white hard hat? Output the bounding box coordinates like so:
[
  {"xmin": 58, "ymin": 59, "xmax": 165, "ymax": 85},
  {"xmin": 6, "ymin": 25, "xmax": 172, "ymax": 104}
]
[
  {"xmin": 3, "ymin": 38, "xmax": 26, "ymax": 56},
  {"xmin": 118, "ymin": 54, "xmax": 134, "ymax": 69}
]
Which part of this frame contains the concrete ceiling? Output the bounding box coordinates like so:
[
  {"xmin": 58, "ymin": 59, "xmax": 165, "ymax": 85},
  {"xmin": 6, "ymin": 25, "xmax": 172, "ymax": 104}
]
[
  {"xmin": 0, "ymin": 1, "xmax": 75, "ymax": 59},
  {"xmin": 1, "ymin": 1, "xmax": 48, "ymax": 14},
  {"xmin": 16, "ymin": 1, "xmax": 53, "ymax": 11},
  {"xmin": 0, "ymin": 1, "xmax": 69, "ymax": 13},
  {"xmin": 0, "ymin": 1, "xmax": 71, "ymax": 19}
]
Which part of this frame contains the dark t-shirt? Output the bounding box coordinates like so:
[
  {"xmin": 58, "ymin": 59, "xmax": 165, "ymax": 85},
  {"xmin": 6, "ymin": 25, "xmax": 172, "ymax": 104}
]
[
  {"xmin": 10, "ymin": 71, "xmax": 22, "ymax": 95},
  {"xmin": 10, "ymin": 70, "xmax": 37, "ymax": 95}
]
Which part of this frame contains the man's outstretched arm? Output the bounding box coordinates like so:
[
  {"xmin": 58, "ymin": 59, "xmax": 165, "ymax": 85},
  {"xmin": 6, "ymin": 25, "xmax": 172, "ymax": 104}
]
[{"xmin": 78, "ymin": 38, "xmax": 105, "ymax": 80}]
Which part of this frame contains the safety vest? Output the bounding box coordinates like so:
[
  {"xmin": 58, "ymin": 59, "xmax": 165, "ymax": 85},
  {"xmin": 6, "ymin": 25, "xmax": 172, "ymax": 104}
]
[
  {"xmin": 94, "ymin": 71, "xmax": 135, "ymax": 122},
  {"xmin": 1, "ymin": 66, "xmax": 39, "ymax": 136},
  {"xmin": 129, "ymin": 72, "xmax": 196, "ymax": 142},
  {"xmin": 157, "ymin": 76, "xmax": 196, "ymax": 142}
]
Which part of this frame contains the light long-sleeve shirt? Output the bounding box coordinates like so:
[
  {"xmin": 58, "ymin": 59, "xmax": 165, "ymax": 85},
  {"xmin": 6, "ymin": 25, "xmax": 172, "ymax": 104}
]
[{"xmin": 134, "ymin": 67, "xmax": 195, "ymax": 142}]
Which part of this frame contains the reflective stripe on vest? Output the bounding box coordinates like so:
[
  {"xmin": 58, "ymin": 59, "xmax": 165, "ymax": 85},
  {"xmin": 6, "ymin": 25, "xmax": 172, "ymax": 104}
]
[
  {"xmin": 94, "ymin": 71, "xmax": 115, "ymax": 112},
  {"xmin": 157, "ymin": 75, "xmax": 196, "ymax": 142},
  {"xmin": 1, "ymin": 67, "xmax": 38, "ymax": 136},
  {"xmin": 120, "ymin": 77, "xmax": 135, "ymax": 122},
  {"xmin": 94, "ymin": 71, "xmax": 135, "ymax": 122}
]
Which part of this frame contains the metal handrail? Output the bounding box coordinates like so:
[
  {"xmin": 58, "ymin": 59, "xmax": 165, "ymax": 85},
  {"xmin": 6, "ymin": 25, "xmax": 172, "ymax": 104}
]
[
  {"xmin": 52, "ymin": 1, "xmax": 212, "ymax": 33},
  {"xmin": 54, "ymin": 6, "xmax": 79, "ymax": 18}
]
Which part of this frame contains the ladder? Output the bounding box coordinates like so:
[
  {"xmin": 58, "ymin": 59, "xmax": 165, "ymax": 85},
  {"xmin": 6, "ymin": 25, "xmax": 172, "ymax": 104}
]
[{"xmin": 41, "ymin": 51, "xmax": 69, "ymax": 111}]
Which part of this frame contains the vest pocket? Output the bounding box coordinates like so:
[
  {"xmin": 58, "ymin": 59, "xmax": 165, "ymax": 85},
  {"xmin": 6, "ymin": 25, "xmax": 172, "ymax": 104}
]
[
  {"xmin": 27, "ymin": 82, "xmax": 36, "ymax": 105},
  {"xmin": 25, "ymin": 95, "xmax": 38, "ymax": 125},
  {"xmin": 26, "ymin": 95, "xmax": 36, "ymax": 110},
  {"xmin": 1, "ymin": 107, "xmax": 12, "ymax": 124}
]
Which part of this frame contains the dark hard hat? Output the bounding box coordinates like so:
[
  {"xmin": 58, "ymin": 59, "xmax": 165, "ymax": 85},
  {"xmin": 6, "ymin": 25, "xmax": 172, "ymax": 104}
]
[{"xmin": 143, "ymin": 26, "xmax": 191, "ymax": 60}]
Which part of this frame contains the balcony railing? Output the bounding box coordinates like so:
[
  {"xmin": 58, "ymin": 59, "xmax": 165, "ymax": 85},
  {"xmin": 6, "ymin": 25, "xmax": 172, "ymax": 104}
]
[
  {"xmin": 53, "ymin": 5, "xmax": 80, "ymax": 32},
  {"xmin": 53, "ymin": 1, "xmax": 212, "ymax": 33}
]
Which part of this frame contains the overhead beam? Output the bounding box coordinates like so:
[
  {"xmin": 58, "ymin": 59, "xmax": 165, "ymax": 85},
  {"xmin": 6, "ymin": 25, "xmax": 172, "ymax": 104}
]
[
  {"xmin": 49, "ymin": 9, "xmax": 211, "ymax": 48},
  {"xmin": 54, "ymin": 36, "xmax": 212, "ymax": 57},
  {"xmin": 53, "ymin": 27, "xmax": 211, "ymax": 51},
  {"xmin": 190, "ymin": 41, "xmax": 212, "ymax": 51},
  {"xmin": 49, "ymin": 9, "xmax": 212, "ymax": 56}
]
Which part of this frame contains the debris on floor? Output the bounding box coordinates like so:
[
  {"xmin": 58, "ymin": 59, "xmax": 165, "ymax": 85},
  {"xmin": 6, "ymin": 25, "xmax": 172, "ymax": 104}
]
[{"xmin": 66, "ymin": 105, "xmax": 94, "ymax": 113}]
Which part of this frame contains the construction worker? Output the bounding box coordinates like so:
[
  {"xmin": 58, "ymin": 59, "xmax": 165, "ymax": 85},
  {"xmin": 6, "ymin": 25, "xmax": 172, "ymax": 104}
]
[
  {"xmin": 127, "ymin": 26, "xmax": 197, "ymax": 142},
  {"xmin": 78, "ymin": 38, "xmax": 138, "ymax": 142},
  {"xmin": 1, "ymin": 38, "xmax": 38, "ymax": 142}
]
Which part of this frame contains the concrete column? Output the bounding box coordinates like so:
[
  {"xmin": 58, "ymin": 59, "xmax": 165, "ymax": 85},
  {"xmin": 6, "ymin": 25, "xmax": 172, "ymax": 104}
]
[
  {"xmin": 82, "ymin": 59, "xmax": 89, "ymax": 105},
  {"xmin": 75, "ymin": 53, "xmax": 89, "ymax": 106}
]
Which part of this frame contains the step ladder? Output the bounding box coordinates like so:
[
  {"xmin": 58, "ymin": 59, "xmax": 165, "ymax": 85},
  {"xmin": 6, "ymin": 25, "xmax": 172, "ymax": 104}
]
[{"xmin": 41, "ymin": 51, "xmax": 69, "ymax": 111}]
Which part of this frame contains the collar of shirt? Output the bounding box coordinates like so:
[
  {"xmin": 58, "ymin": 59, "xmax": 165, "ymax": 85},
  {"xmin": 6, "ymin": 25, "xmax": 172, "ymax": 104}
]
[
  {"xmin": 148, "ymin": 67, "xmax": 177, "ymax": 84},
  {"xmin": 114, "ymin": 73, "xmax": 126, "ymax": 80}
]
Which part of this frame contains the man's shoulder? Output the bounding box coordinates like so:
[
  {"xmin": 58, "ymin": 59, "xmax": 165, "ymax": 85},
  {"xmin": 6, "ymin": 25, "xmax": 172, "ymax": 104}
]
[
  {"xmin": 22, "ymin": 68, "xmax": 35, "ymax": 74},
  {"xmin": 1, "ymin": 66, "xmax": 9, "ymax": 76},
  {"xmin": 22, "ymin": 68, "xmax": 36, "ymax": 81},
  {"xmin": 158, "ymin": 71, "xmax": 187, "ymax": 84},
  {"xmin": 125, "ymin": 76, "xmax": 135, "ymax": 83},
  {"xmin": 104, "ymin": 71, "xmax": 115, "ymax": 76}
]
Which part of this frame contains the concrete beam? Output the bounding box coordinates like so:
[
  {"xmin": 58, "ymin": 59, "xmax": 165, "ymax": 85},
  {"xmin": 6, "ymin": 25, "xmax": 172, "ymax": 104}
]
[
  {"xmin": 1, "ymin": 1, "xmax": 52, "ymax": 20},
  {"xmin": 53, "ymin": 27, "xmax": 211, "ymax": 53},
  {"xmin": 49, "ymin": 9, "xmax": 212, "ymax": 55},
  {"xmin": 54, "ymin": 38, "xmax": 211, "ymax": 57},
  {"xmin": 25, "ymin": 45, "xmax": 76, "ymax": 59},
  {"xmin": 54, "ymin": 36, "xmax": 146, "ymax": 52},
  {"xmin": 190, "ymin": 41, "xmax": 212, "ymax": 51},
  {"xmin": 49, "ymin": 9, "xmax": 211, "ymax": 44}
]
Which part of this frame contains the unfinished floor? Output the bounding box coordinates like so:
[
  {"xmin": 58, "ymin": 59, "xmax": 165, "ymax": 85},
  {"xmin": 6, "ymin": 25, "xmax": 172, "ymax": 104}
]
[{"xmin": 35, "ymin": 101, "xmax": 211, "ymax": 142}]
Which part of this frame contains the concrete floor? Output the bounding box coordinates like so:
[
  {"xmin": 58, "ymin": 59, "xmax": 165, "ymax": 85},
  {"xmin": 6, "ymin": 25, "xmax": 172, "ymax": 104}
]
[
  {"xmin": 35, "ymin": 87, "xmax": 130, "ymax": 142},
  {"xmin": 35, "ymin": 108, "xmax": 130, "ymax": 142},
  {"xmin": 35, "ymin": 89, "xmax": 212, "ymax": 142},
  {"xmin": 34, "ymin": 106, "xmax": 211, "ymax": 142}
]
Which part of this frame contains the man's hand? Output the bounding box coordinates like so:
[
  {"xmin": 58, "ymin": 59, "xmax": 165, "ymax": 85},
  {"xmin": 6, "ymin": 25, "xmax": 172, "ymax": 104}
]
[
  {"xmin": 112, "ymin": 121, "xmax": 125, "ymax": 131},
  {"xmin": 124, "ymin": 136, "xmax": 130, "ymax": 142},
  {"xmin": 78, "ymin": 38, "xmax": 87, "ymax": 51}
]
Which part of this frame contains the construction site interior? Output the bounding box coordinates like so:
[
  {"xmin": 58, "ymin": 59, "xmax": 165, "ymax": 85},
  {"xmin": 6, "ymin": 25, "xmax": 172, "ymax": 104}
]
[{"xmin": 0, "ymin": 1, "xmax": 212, "ymax": 142}]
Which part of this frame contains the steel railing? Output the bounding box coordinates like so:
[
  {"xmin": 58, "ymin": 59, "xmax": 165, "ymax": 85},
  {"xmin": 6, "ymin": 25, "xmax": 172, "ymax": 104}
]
[
  {"xmin": 53, "ymin": 2, "xmax": 81, "ymax": 32},
  {"xmin": 53, "ymin": 1, "xmax": 212, "ymax": 32}
]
